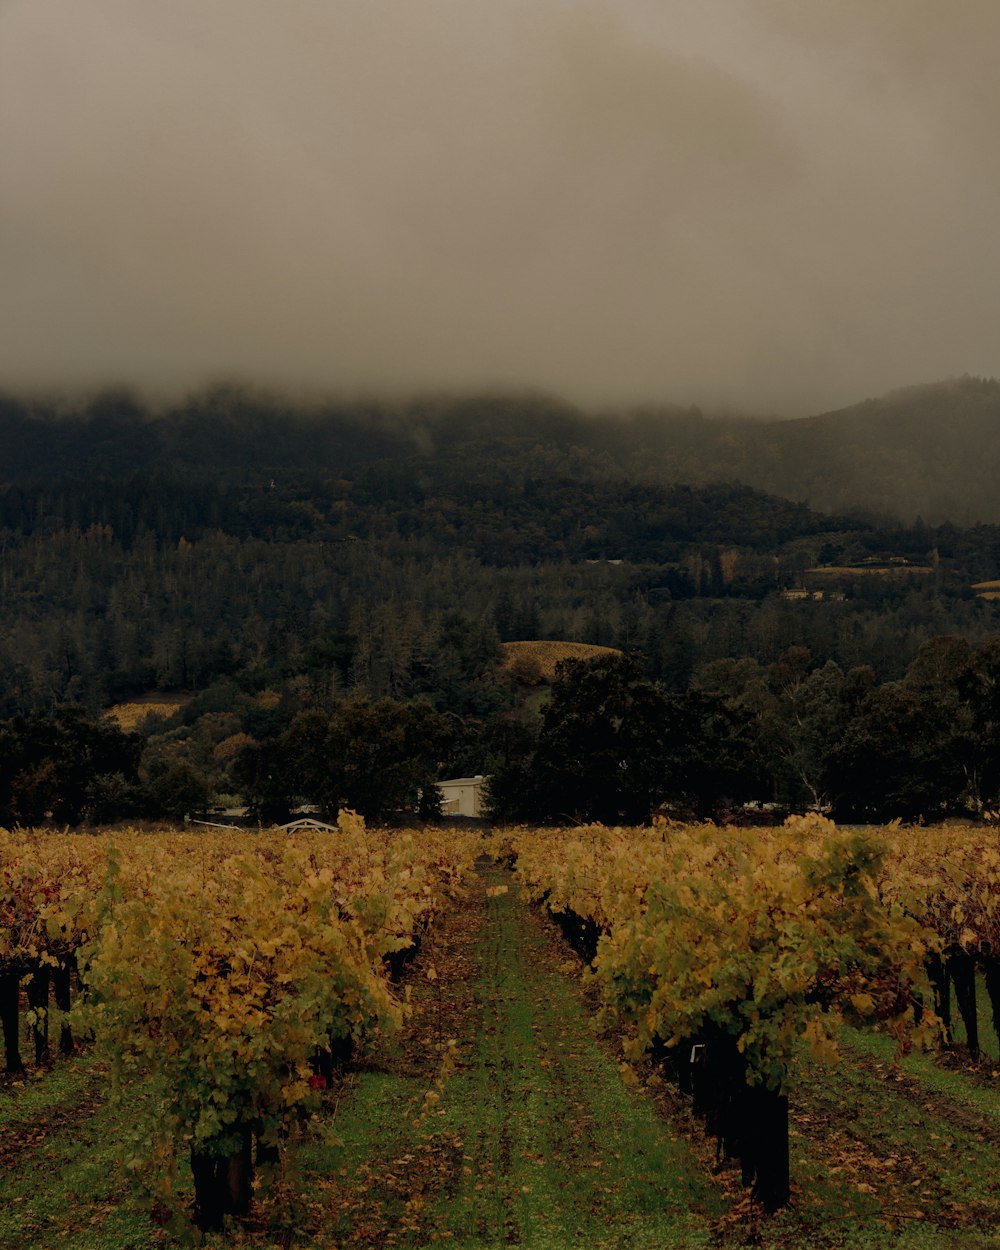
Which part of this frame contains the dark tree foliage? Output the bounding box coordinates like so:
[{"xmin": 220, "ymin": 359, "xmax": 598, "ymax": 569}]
[
  {"xmin": 825, "ymin": 681, "xmax": 970, "ymax": 822},
  {"xmin": 324, "ymin": 697, "xmax": 448, "ymax": 822},
  {"xmin": 231, "ymin": 737, "xmax": 297, "ymax": 825},
  {"xmin": 665, "ymin": 690, "xmax": 771, "ymax": 818},
  {"xmin": 5, "ymin": 384, "xmax": 1000, "ymax": 717},
  {"xmin": 10, "ymin": 631, "xmax": 1000, "ymax": 824},
  {"xmin": 487, "ymin": 660, "xmax": 769, "ymax": 825},
  {"xmin": 143, "ymin": 758, "xmax": 213, "ymax": 823},
  {"xmin": 221, "ymin": 693, "xmax": 460, "ymax": 824},
  {"xmin": 486, "ymin": 634, "xmax": 1000, "ymax": 827},
  {"xmin": 489, "ymin": 654, "xmax": 674, "ymax": 825},
  {"xmin": 958, "ymin": 636, "xmax": 1000, "ymax": 806},
  {"xmin": 0, "ymin": 709, "xmax": 142, "ymax": 825}
]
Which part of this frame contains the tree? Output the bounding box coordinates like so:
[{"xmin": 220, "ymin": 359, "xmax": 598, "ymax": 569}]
[
  {"xmin": 826, "ymin": 681, "xmax": 968, "ymax": 822},
  {"xmin": 482, "ymin": 714, "xmax": 541, "ymax": 824},
  {"xmin": 522, "ymin": 654, "xmax": 673, "ymax": 825},
  {"xmin": 693, "ymin": 657, "xmax": 780, "ymax": 804},
  {"xmin": 666, "ymin": 689, "xmax": 770, "ymax": 818},
  {"xmin": 771, "ymin": 659, "xmax": 845, "ymax": 811},
  {"xmin": 143, "ymin": 758, "xmax": 212, "ymax": 822},
  {"xmin": 0, "ymin": 709, "xmax": 142, "ymax": 825},
  {"xmin": 957, "ymin": 636, "xmax": 1000, "ymax": 810},
  {"xmin": 231, "ymin": 736, "xmax": 295, "ymax": 825},
  {"xmin": 318, "ymin": 695, "xmax": 449, "ymax": 823}
]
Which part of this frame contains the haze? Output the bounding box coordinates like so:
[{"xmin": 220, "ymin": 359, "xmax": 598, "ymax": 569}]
[{"xmin": 2, "ymin": 0, "xmax": 999, "ymax": 416}]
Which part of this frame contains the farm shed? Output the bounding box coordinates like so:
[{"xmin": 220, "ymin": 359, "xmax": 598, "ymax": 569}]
[{"xmin": 438, "ymin": 775, "xmax": 487, "ymax": 818}]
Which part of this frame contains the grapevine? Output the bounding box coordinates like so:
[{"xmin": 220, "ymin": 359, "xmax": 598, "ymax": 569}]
[
  {"xmin": 507, "ymin": 818, "xmax": 959, "ymax": 1210},
  {"xmin": 0, "ymin": 817, "xmax": 481, "ymax": 1229}
]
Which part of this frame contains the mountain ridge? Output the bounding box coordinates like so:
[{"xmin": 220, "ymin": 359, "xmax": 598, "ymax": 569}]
[{"xmin": 3, "ymin": 375, "xmax": 1000, "ymax": 524}]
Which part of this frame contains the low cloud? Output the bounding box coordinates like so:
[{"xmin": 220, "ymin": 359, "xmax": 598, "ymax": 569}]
[{"xmin": 2, "ymin": 0, "xmax": 998, "ymax": 415}]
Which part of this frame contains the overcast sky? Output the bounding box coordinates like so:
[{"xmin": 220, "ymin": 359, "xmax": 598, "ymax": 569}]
[{"xmin": 2, "ymin": 0, "xmax": 999, "ymax": 416}]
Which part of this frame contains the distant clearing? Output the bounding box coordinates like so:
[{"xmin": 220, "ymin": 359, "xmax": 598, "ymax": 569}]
[
  {"xmin": 502, "ymin": 640, "xmax": 621, "ymax": 683},
  {"xmin": 106, "ymin": 696, "xmax": 188, "ymax": 732},
  {"xmin": 807, "ymin": 564, "xmax": 933, "ymax": 577}
]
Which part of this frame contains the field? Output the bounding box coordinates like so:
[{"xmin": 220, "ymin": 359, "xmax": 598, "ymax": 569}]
[
  {"xmin": 806, "ymin": 566, "xmax": 934, "ymax": 578},
  {"xmin": 0, "ymin": 823, "xmax": 998, "ymax": 1248},
  {"xmin": 104, "ymin": 696, "xmax": 189, "ymax": 732},
  {"xmin": 500, "ymin": 640, "xmax": 622, "ymax": 683}
]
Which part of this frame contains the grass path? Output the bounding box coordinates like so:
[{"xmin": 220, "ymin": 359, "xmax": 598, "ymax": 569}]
[
  {"xmin": 282, "ymin": 861, "xmax": 722, "ymax": 1248},
  {"xmin": 0, "ymin": 1053, "xmax": 157, "ymax": 1250}
]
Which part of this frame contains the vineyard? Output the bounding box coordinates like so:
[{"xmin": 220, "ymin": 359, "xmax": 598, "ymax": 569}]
[
  {"xmin": 0, "ymin": 818, "xmax": 998, "ymax": 1247},
  {"xmin": 508, "ymin": 817, "xmax": 1000, "ymax": 1218},
  {"xmin": 0, "ymin": 817, "xmax": 482, "ymax": 1234}
]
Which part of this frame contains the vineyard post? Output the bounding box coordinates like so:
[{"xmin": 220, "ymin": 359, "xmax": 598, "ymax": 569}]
[
  {"xmin": 745, "ymin": 1084, "xmax": 790, "ymax": 1213},
  {"xmin": 26, "ymin": 962, "xmax": 50, "ymax": 1067},
  {"xmin": 949, "ymin": 949, "xmax": 979, "ymax": 1059},
  {"xmin": 675, "ymin": 1036, "xmax": 695, "ymax": 1095},
  {"xmin": 714, "ymin": 1033, "xmax": 749, "ymax": 1168},
  {"xmin": 53, "ymin": 956, "xmax": 75, "ymax": 1055},
  {"xmin": 0, "ymin": 969, "xmax": 24, "ymax": 1074},
  {"xmin": 190, "ymin": 1128, "xmax": 254, "ymax": 1232},
  {"xmin": 689, "ymin": 1041, "xmax": 708, "ymax": 1117},
  {"xmin": 982, "ymin": 951, "xmax": 1000, "ymax": 1048},
  {"xmin": 925, "ymin": 951, "xmax": 952, "ymax": 1038}
]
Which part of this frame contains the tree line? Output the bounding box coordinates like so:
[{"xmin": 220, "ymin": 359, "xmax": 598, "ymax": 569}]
[
  {"xmin": 3, "ymin": 637, "xmax": 1000, "ymax": 828},
  {"xmin": 6, "ymin": 375, "xmax": 1000, "ymax": 524},
  {"xmin": 487, "ymin": 641, "xmax": 1000, "ymax": 824}
]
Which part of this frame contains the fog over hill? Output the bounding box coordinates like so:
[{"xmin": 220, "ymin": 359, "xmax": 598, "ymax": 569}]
[
  {"xmin": 8, "ymin": 373, "xmax": 1000, "ymax": 726},
  {"xmin": 755, "ymin": 377, "xmax": 1000, "ymax": 524},
  {"xmin": 3, "ymin": 375, "xmax": 1000, "ymax": 526},
  {"xmin": 635, "ymin": 375, "xmax": 1000, "ymax": 526}
]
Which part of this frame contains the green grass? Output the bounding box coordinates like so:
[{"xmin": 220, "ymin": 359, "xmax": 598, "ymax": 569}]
[
  {"xmin": 0, "ymin": 1048, "xmax": 102, "ymax": 1129},
  {"xmin": 842, "ymin": 1025, "xmax": 1000, "ymax": 1126},
  {"xmin": 294, "ymin": 876, "xmax": 721, "ymax": 1248},
  {"xmin": 767, "ymin": 1022, "xmax": 1000, "ymax": 1250},
  {"xmin": 942, "ymin": 972, "xmax": 1000, "ymax": 1063},
  {"xmin": 431, "ymin": 881, "xmax": 721, "ymax": 1247},
  {"xmin": 0, "ymin": 1061, "xmax": 160, "ymax": 1250},
  {"xmin": 292, "ymin": 877, "xmax": 1000, "ymax": 1250}
]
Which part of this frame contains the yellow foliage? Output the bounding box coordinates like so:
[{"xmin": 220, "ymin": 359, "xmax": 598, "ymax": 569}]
[
  {"xmin": 104, "ymin": 699, "xmax": 186, "ymax": 731},
  {"xmin": 0, "ymin": 820, "xmax": 482, "ymax": 1192},
  {"xmin": 506, "ymin": 819, "xmax": 994, "ymax": 1092}
]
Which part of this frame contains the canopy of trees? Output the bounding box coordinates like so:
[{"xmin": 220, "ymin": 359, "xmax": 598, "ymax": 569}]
[{"xmin": 4, "ymin": 635, "xmax": 1000, "ymax": 827}]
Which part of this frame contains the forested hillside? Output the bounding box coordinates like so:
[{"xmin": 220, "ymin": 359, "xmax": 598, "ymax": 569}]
[
  {"xmin": 6, "ymin": 375, "xmax": 1000, "ymax": 523},
  {"xmin": 5, "ymin": 383, "xmax": 1000, "ymax": 825},
  {"xmin": 4, "ymin": 383, "xmax": 1000, "ymax": 710},
  {"xmin": 674, "ymin": 376, "xmax": 1000, "ymax": 526}
]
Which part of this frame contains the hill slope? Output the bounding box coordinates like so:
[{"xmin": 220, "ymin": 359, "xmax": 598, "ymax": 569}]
[
  {"xmin": 3, "ymin": 376, "xmax": 1000, "ymax": 524},
  {"xmin": 723, "ymin": 377, "xmax": 1000, "ymax": 524}
]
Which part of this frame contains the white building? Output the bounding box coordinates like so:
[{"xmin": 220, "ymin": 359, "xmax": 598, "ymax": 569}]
[{"xmin": 438, "ymin": 775, "xmax": 487, "ymax": 818}]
